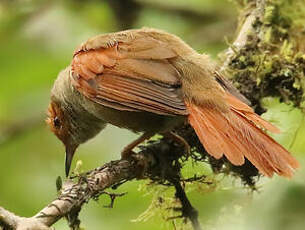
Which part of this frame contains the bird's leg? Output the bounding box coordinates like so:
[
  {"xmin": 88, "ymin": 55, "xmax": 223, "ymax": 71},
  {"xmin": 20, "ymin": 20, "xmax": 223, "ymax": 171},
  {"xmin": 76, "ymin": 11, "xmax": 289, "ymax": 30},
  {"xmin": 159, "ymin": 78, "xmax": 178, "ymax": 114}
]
[
  {"xmin": 163, "ymin": 131, "xmax": 191, "ymax": 156},
  {"xmin": 121, "ymin": 132, "xmax": 154, "ymax": 159}
]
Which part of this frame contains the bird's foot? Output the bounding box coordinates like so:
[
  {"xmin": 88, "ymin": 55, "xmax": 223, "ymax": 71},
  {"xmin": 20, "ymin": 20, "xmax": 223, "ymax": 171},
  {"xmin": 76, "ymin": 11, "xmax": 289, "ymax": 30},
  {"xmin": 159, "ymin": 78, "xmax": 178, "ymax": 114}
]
[
  {"xmin": 121, "ymin": 148, "xmax": 137, "ymax": 159},
  {"xmin": 121, "ymin": 147, "xmax": 147, "ymax": 179},
  {"xmin": 120, "ymin": 132, "xmax": 154, "ymax": 159},
  {"xmin": 163, "ymin": 131, "xmax": 191, "ymax": 157}
]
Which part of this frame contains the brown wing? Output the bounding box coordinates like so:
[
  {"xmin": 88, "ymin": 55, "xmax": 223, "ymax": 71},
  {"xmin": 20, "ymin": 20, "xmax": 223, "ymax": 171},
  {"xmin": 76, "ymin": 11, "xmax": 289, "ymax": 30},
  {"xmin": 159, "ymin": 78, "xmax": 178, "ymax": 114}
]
[{"xmin": 71, "ymin": 39, "xmax": 187, "ymax": 116}]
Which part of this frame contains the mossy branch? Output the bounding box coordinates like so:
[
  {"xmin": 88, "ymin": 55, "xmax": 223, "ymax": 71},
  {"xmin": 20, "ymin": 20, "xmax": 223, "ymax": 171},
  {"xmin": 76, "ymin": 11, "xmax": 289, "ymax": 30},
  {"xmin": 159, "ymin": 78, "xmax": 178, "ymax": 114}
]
[
  {"xmin": 0, "ymin": 137, "xmax": 204, "ymax": 230},
  {"xmin": 222, "ymin": 0, "xmax": 305, "ymax": 113}
]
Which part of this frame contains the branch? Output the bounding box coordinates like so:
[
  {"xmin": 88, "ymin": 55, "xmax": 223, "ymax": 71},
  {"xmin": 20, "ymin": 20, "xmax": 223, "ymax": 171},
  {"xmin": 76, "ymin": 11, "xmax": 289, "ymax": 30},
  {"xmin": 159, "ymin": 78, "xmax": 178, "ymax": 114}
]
[
  {"xmin": 221, "ymin": 0, "xmax": 266, "ymax": 72},
  {"xmin": 171, "ymin": 179, "xmax": 201, "ymax": 230},
  {"xmin": 0, "ymin": 153, "xmax": 152, "ymax": 229},
  {"xmin": 0, "ymin": 137, "xmax": 204, "ymax": 230},
  {"xmin": 0, "ymin": 207, "xmax": 19, "ymax": 229},
  {"xmin": 221, "ymin": 0, "xmax": 305, "ymax": 112}
]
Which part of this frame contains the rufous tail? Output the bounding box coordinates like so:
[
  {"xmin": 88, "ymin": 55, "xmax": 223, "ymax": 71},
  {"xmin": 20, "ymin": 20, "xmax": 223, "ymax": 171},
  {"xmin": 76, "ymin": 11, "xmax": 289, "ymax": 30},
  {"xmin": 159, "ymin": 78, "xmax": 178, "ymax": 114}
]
[{"xmin": 186, "ymin": 93, "xmax": 299, "ymax": 178}]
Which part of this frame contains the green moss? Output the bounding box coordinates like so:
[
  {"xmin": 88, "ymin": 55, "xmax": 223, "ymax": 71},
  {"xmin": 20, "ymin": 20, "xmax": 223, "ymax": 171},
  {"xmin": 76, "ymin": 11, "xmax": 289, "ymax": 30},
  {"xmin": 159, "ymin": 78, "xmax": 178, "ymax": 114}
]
[
  {"xmin": 264, "ymin": 5, "xmax": 277, "ymax": 25},
  {"xmin": 227, "ymin": 0, "xmax": 305, "ymax": 112},
  {"xmin": 263, "ymin": 27, "xmax": 273, "ymax": 43}
]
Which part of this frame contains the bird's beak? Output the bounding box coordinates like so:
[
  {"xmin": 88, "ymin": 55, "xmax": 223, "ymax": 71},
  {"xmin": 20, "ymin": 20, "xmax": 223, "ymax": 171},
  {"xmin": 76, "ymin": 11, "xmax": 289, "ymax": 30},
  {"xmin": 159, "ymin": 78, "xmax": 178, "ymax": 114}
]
[{"xmin": 65, "ymin": 144, "xmax": 77, "ymax": 177}]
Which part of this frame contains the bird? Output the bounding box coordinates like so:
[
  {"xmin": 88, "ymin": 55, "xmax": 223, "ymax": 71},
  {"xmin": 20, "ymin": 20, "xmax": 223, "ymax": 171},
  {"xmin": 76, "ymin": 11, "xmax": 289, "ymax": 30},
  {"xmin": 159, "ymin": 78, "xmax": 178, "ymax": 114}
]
[{"xmin": 46, "ymin": 28, "xmax": 299, "ymax": 177}]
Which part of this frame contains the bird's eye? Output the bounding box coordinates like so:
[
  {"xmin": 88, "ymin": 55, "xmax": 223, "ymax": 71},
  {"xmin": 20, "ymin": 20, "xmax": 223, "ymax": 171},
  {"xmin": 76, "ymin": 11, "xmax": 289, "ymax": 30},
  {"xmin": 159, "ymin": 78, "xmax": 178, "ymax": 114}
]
[{"xmin": 53, "ymin": 117, "xmax": 61, "ymax": 128}]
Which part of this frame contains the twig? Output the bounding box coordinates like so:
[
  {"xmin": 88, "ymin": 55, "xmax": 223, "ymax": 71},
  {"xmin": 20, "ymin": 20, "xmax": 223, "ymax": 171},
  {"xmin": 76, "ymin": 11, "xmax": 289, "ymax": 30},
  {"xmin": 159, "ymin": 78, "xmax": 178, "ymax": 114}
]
[
  {"xmin": 0, "ymin": 153, "xmax": 155, "ymax": 229},
  {"xmin": 221, "ymin": 0, "xmax": 266, "ymax": 72},
  {"xmin": 0, "ymin": 207, "xmax": 19, "ymax": 229},
  {"xmin": 171, "ymin": 179, "xmax": 202, "ymax": 230}
]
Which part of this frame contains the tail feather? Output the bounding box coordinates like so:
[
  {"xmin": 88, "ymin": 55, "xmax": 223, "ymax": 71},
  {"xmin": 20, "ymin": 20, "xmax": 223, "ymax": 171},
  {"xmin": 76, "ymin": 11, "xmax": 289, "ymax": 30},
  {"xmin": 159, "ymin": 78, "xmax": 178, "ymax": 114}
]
[
  {"xmin": 226, "ymin": 93, "xmax": 281, "ymax": 133},
  {"xmin": 186, "ymin": 94, "xmax": 299, "ymax": 178}
]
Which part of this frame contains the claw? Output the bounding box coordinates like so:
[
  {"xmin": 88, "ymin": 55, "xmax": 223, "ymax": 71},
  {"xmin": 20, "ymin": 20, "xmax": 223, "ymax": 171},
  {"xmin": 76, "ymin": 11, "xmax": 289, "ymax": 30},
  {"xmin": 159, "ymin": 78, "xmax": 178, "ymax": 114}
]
[
  {"xmin": 163, "ymin": 131, "xmax": 191, "ymax": 157},
  {"xmin": 120, "ymin": 132, "xmax": 154, "ymax": 159},
  {"xmin": 121, "ymin": 149, "xmax": 136, "ymax": 159}
]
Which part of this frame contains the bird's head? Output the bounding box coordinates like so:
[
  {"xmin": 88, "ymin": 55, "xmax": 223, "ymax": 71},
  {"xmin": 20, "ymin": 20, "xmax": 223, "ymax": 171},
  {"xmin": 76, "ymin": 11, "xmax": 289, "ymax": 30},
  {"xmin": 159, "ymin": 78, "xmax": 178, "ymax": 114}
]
[{"xmin": 46, "ymin": 100, "xmax": 79, "ymax": 177}]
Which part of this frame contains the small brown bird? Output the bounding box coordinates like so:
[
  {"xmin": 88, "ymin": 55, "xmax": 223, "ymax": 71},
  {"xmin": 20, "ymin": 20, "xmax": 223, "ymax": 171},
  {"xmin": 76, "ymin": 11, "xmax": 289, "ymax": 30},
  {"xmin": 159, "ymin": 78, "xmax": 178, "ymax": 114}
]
[{"xmin": 47, "ymin": 28, "xmax": 299, "ymax": 177}]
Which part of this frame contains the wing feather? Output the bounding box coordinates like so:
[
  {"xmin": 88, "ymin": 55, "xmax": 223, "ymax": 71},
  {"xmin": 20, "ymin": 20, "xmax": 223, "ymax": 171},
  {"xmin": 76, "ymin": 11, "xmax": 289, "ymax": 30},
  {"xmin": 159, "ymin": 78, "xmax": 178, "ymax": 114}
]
[{"xmin": 71, "ymin": 39, "xmax": 187, "ymax": 116}]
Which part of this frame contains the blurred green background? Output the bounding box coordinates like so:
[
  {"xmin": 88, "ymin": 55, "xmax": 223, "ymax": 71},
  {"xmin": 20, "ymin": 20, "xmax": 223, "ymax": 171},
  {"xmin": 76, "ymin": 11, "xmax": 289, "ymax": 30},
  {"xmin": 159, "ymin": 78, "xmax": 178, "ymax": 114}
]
[{"xmin": 0, "ymin": 0, "xmax": 304, "ymax": 229}]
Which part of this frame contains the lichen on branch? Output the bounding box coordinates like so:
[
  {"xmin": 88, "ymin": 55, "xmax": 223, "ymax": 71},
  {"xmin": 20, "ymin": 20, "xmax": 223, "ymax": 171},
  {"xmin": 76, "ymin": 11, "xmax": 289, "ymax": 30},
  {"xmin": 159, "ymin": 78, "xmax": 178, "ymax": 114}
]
[{"xmin": 224, "ymin": 0, "xmax": 305, "ymax": 114}]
